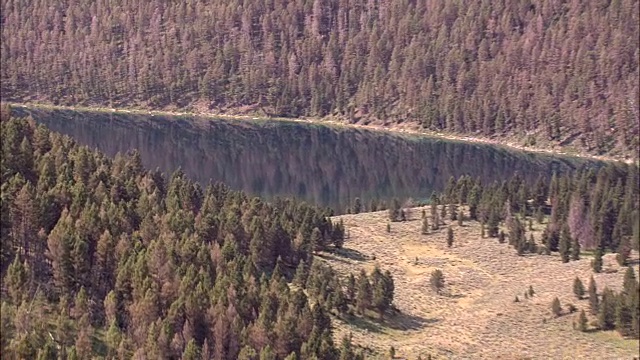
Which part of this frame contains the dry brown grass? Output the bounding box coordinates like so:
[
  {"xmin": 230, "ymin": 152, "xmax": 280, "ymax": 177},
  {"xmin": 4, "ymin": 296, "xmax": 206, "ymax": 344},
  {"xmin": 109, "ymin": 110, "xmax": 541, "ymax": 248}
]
[{"xmin": 320, "ymin": 207, "xmax": 640, "ymax": 360}]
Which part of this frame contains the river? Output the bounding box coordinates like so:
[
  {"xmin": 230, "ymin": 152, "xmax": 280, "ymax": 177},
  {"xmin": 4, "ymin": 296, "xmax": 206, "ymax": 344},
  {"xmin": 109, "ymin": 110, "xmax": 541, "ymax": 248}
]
[{"xmin": 14, "ymin": 106, "xmax": 602, "ymax": 213}]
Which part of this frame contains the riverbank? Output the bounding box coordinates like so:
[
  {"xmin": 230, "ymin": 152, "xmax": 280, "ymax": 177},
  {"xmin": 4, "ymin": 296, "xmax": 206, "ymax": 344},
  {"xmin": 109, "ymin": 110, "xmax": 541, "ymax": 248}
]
[{"xmin": 6, "ymin": 101, "xmax": 636, "ymax": 165}]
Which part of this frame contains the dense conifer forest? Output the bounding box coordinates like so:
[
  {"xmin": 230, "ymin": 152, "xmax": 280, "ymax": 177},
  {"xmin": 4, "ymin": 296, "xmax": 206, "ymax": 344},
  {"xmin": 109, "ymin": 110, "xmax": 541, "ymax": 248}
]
[
  {"xmin": 2, "ymin": 107, "xmax": 407, "ymax": 359},
  {"xmin": 1, "ymin": 0, "xmax": 638, "ymax": 156}
]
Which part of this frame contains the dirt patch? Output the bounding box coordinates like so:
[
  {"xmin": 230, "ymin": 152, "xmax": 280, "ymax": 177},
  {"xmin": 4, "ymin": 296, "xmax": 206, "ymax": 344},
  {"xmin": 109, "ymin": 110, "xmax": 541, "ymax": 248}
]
[{"xmin": 321, "ymin": 207, "xmax": 640, "ymax": 359}]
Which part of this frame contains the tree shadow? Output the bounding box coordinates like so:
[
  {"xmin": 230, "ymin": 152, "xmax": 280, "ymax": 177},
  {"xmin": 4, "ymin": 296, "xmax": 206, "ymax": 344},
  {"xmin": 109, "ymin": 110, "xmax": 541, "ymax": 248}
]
[
  {"xmin": 331, "ymin": 247, "xmax": 368, "ymax": 262},
  {"xmin": 341, "ymin": 309, "xmax": 436, "ymax": 333},
  {"xmin": 381, "ymin": 311, "xmax": 436, "ymax": 331},
  {"xmin": 342, "ymin": 314, "xmax": 384, "ymax": 333},
  {"xmin": 315, "ymin": 252, "xmax": 351, "ymax": 264}
]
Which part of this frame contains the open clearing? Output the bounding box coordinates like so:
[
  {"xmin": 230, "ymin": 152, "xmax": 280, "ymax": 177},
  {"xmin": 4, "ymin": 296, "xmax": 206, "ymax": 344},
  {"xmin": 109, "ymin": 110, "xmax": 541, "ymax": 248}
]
[{"xmin": 321, "ymin": 207, "xmax": 640, "ymax": 359}]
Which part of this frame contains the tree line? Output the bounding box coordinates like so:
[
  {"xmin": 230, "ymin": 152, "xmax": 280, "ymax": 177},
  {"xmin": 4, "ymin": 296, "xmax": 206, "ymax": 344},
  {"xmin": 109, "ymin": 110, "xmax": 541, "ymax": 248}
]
[
  {"xmin": 0, "ymin": 107, "xmax": 398, "ymax": 359},
  {"xmin": 1, "ymin": 0, "xmax": 638, "ymax": 156},
  {"xmin": 428, "ymin": 165, "xmax": 639, "ymax": 267}
]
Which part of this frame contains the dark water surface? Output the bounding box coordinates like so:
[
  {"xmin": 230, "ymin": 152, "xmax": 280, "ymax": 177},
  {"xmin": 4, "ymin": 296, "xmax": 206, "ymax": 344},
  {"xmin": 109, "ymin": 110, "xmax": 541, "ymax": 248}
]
[{"xmin": 16, "ymin": 107, "xmax": 602, "ymax": 213}]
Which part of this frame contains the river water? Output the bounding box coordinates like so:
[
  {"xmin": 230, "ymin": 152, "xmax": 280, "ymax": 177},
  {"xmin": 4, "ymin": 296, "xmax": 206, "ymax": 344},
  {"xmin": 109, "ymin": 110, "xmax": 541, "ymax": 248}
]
[{"xmin": 17, "ymin": 107, "xmax": 601, "ymax": 213}]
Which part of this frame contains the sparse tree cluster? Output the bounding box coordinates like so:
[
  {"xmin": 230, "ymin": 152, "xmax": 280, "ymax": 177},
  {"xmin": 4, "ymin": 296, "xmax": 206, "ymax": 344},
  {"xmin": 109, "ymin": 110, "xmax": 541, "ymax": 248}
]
[{"xmin": 573, "ymin": 270, "xmax": 639, "ymax": 338}]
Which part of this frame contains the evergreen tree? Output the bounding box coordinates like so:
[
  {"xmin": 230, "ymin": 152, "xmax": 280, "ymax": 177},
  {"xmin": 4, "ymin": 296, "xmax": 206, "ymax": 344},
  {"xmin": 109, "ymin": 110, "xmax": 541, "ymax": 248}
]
[
  {"xmin": 598, "ymin": 288, "xmax": 616, "ymax": 330},
  {"xmin": 592, "ymin": 248, "xmax": 603, "ymax": 273},
  {"xmin": 551, "ymin": 297, "xmax": 562, "ymax": 317},
  {"xmin": 260, "ymin": 345, "xmax": 277, "ymax": 360},
  {"xmin": 559, "ymin": 225, "xmax": 571, "ymax": 263},
  {"xmin": 578, "ymin": 310, "xmax": 588, "ymax": 332},
  {"xmin": 588, "ymin": 276, "xmax": 599, "ymax": 315},
  {"xmin": 498, "ymin": 230, "xmax": 505, "ymax": 244},
  {"xmin": 293, "ymin": 260, "xmax": 309, "ymax": 287},
  {"xmin": 431, "ymin": 211, "xmax": 440, "ymax": 231},
  {"xmin": 571, "ymin": 236, "xmax": 581, "ymax": 261},
  {"xmin": 338, "ymin": 334, "xmax": 355, "ymax": 360},
  {"xmin": 346, "ymin": 274, "xmax": 356, "ymax": 302},
  {"xmin": 352, "ymin": 198, "xmax": 362, "ymax": 214},
  {"xmin": 421, "ymin": 217, "xmax": 429, "ymax": 235},
  {"xmin": 430, "ymin": 270, "xmax": 445, "ymax": 295},
  {"xmin": 310, "ymin": 227, "xmax": 324, "ymax": 253},
  {"xmin": 622, "ymin": 267, "xmax": 638, "ymax": 296},
  {"xmin": 4, "ymin": 257, "xmax": 28, "ymax": 305},
  {"xmin": 615, "ymin": 295, "xmax": 633, "ymax": 337},
  {"xmin": 446, "ymin": 227, "xmax": 454, "ymax": 248},
  {"xmin": 355, "ymin": 270, "xmax": 372, "ymax": 315},
  {"xmin": 449, "ymin": 203, "xmax": 457, "ymax": 221},
  {"xmin": 388, "ymin": 198, "xmax": 400, "ymax": 222},
  {"xmin": 573, "ymin": 277, "xmax": 585, "ymax": 299},
  {"xmin": 182, "ymin": 339, "xmax": 201, "ymax": 360},
  {"xmin": 527, "ymin": 234, "xmax": 537, "ymax": 254}
]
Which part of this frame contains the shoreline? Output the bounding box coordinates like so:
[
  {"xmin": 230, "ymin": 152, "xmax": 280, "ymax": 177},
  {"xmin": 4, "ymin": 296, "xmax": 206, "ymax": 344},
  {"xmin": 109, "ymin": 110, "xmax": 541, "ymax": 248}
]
[{"xmin": 6, "ymin": 101, "xmax": 636, "ymax": 165}]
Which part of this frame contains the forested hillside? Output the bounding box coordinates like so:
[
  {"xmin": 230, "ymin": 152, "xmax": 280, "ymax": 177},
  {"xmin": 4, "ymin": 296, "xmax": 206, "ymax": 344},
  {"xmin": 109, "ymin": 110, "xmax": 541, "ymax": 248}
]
[
  {"xmin": 1, "ymin": 0, "xmax": 638, "ymax": 156},
  {"xmin": 1, "ymin": 107, "xmax": 394, "ymax": 359}
]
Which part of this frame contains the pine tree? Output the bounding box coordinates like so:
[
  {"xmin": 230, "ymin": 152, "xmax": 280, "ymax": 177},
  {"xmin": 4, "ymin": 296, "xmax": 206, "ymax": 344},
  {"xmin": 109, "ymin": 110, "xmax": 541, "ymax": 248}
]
[
  {"xmin": 346, "ymin": 274, "xmax": 356, "ymax": 302},
  {"xmin": 182, "ymin": 339, "xmax": 201, "ymax": 360},
  {"xmin": 310, "ymin": 227, "xmax": 324, "ymax": 253},
  {"xmin": 355, "ymin": 270, "xmax": 372, "ymax": 315},
  {"xmin": 431, "ymin": 211, "xmax": 440, "ymax": 231},
  {"xmin": 573, "ymin": 277, "xmax": 585, "ymax": 299},
  {"xmin": 293, "ymin": 260, "xmax": 309, "ymax": 287},
  {"xmin": 430, "ymin": 269, "xmax": 445, "ymax": 295},
  {"xmin": 446, "ymin": 227, "xmax": 454, "ymax": 248},
  {"xmin": 339, "ymin": 334, "xmax": 355, "ymax": 360},
  {"xmin": 615, "ymin": 295, "xmax": 633, "ymax": 336},
  {"xmin": 571, "ymin": 236, "xmax": 580, "ymax": 261},
  {"xmin": 421, "ymin": 217, "xmax": 429, "ymax": 235},
  {"xmin": 588, "ymin": 276, "xmax": 599, "ymax": 315},
  {"xmin": 559, "ymin": 224, "xmax": 571, "ymax": 263},
  {"xmin": 353, "ymin": 198, "xmax": 362, "ymax": 214},
  {"xmin": 622, "ymin": 267, "xmax": 638, "ymax": 296},
  {"xmin": 260, "ymin": 345, "xmax": 277, "ymax": 360},
  {"xmin": 578, "ymin": 310, "xmax": 588, "ymax": 332},
  {"xmin": 4, "ymin": 257, "xmax": 28, "ymax": 305},
  {"xmin": 498, "ymin": 230, "xmax": 505, "ymax": 244},
  {"xmin": 528, "ymin": 234, "xmax": 537, "ymax": 254},
  {"xmin": 598, "ymin": 288, "xmax": 616, "ymax": 330},
  {"xmin": 332, "ymin": 220, "xmax": 345, "ymax": 249},
  {"xmin": 551, "ymin": 297, "xmax": 562, "ymax": 317},
  {"xmin": 592, "ymin": 248, "xmax": 603, "ymax": 273},
  {"xmin": 617, "ymin": 235, "xmax": 631, "ymax": 266},
  {"xmin": 389, "ymin": 198, "xmax": 400, "ymax": 222},
  {"xmin": 449, "ymin": 203, "xmax": 457, "ymax": 221}
]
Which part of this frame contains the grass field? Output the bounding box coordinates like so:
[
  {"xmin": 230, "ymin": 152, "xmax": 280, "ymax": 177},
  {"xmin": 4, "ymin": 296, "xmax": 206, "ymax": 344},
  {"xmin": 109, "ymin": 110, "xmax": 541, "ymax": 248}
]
[{"xmin": 320, "ymin": 207, "xmax": 640, "ymax": 359}]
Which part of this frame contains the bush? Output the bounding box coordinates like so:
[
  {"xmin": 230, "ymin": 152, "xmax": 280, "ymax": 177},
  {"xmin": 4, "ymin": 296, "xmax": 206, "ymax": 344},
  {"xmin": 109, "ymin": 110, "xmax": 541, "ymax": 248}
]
[{"xmin": 551, "ymin": 297, "xmax": 562, "ymax": 317}]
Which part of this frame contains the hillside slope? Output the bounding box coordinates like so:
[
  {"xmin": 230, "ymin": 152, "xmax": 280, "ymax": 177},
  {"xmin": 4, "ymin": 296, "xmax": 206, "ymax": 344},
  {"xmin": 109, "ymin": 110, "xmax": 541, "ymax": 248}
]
[
  {"xmin": 1, "ymin": 0, "xmax": 638, "ymax": 157},
  {"xmin": 323, "ymin": 208, "xmax": 640, "ymax": 359}
]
